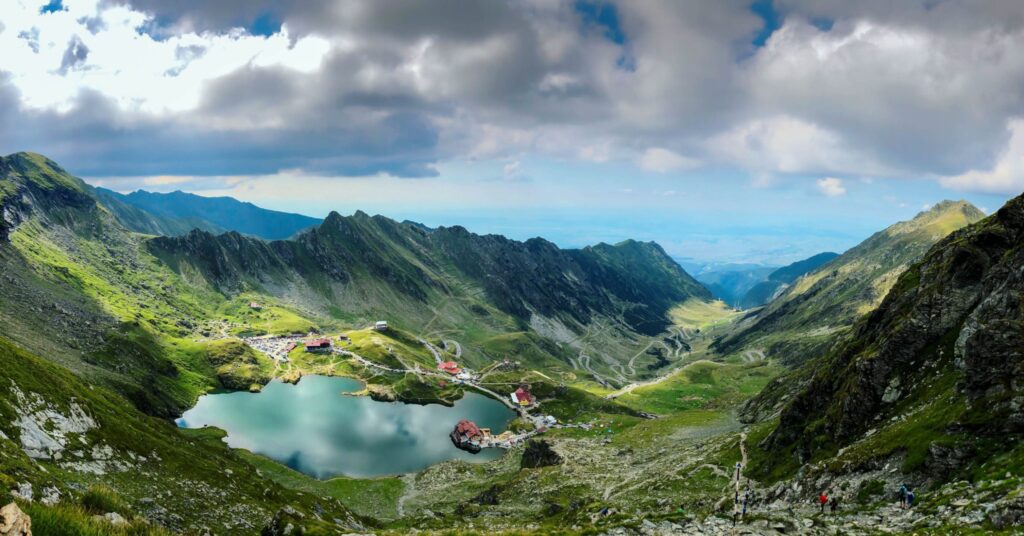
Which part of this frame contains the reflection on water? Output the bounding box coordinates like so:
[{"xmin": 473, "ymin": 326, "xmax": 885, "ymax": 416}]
[{"xmin": 176, "ymin": 375, "xmax": 514, "ymax": 478}]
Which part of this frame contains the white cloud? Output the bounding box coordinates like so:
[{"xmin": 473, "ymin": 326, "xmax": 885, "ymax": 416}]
[
  {"xmin": 816, "ymin": 177, "xmax": 846, "ymax": 197},
  {"xmin": 0, "ymin": 1, "xmax": 330, "ymax": 115},
  {"xmin": 501, "ymin": 159, "xmax": 528, "ymax": 182},
  {"xmin": 940, "ymin": 119, "xmax": 1024, "ymax": 194},
  {"xmin": 637, "ymin": 147, "xmax": 699, "ymax": 173},
  {"xmin": 706, "ymin": 116, "xmax": 896, "ymax": 178}
]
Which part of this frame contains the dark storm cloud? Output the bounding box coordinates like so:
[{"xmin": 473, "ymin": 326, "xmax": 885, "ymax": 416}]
[
  {"xmin": 8, "ymin": 0, "xmax": 1024, "ymax": 189},
  {"xmin": 0, "ymin": 77, "xmax": 440, "ymax": 178}
]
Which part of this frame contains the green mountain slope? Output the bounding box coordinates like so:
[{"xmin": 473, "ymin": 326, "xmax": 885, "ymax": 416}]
[
  {"xmin": 713, "ymin": 201, "xmax": 985, "ymax": 364},
  {"xmin": 738, "ymin": 251, "xmax": 839, "ymax": 309},
  {"xmin": 98, "ymin": 188, "xmax": 321, "ymax": 240},
  {"xmin": 744, "ymin": 192, "xmax": 1024, "ymax": 491},
  {"xmin": 148, "ymin": 212, "xmax": 710, "ymax": 340}
]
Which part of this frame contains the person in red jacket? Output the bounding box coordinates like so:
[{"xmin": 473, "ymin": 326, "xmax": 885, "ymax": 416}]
[{"xmin": 819, "ymin": 492, "xmax": 828, "ymax": 513}]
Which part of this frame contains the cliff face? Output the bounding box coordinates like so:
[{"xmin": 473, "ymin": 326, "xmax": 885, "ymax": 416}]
[{"xmin": 752, "ymin": 194, "xmax": 1024, "ymax": 475}]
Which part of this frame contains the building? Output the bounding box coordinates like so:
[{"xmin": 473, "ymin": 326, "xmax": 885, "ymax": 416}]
[
  {"xmin": 450, "ymin": 419, "xmax": 484, "ymax": 453},
  {"xmin": 438, "ymin": 361, "xmax": 461, "ymax": 375},
  {"xmin": 304, "ymin": 338, "xmax": 332, "ymax": 352},
  {"xmin": 249, "ymin": 302, "xmax": 262, "ymax": 310},
  {"xmin": 337, "ymin": 333, "xmax": 349, "ymax": 341},
  {"xmin": 374, "ymin": 320, "xmax": 388, "ymax": 331},
  {"xmin": 511, "ymin": 386, "xmax": 534, "ymax": 407},
  {"xmin": 284, "ymin": 342, "xmax": 297, "ymax": 353}
]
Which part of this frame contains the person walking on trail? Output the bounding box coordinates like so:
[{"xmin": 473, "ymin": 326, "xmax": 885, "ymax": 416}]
[
  {"xmin": 907, "ymin": 490, "xmax": 915, "ymax": 509},
  {"xmin": 898, "ymin": 484, "xmax": 908, "ymax": 508},
  {"xmin": 819, "ymin": 492, "xmax": 828, "ymax": 513},
  {"xmin": 742, "ymin": 489, "xmax": 750, "ymax": 517},
  {"xmin": 830, "ymin": 496, "xmax": 839, "ymax": 513}
]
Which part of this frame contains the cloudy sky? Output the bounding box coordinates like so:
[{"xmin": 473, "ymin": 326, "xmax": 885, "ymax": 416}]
[{"xmin": 2, "ymin": 0, "xmax": 1022, "ymax": 264}]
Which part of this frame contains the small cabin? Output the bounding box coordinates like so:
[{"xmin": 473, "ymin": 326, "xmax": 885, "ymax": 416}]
[
  {"xmin": 248, "ymin": 302, "xmax": 262, "ymax": 311},
  {"xmin": 374, "ymin": 320, "xmax": 389, "ymax": 331},
  {"xmin": 304, "ymin": 338, "xmax": 332, "ymax": 352}
]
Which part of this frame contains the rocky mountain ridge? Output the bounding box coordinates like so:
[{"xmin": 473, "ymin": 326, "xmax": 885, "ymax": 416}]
[
  {"xmin": 745, "ymin": 193, "xmax": 1024, "ymax": 487},
  {"xmin": 714, "ymin": 200, "xmax": 985, "ymax": 364}
]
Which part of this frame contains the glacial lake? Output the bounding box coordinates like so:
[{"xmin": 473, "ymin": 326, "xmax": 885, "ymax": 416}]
[{"xmin": 176, "ymin": 375, "xmax": 515, "ymax": 478}]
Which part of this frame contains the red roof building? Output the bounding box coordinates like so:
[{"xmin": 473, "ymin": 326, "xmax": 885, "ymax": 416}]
[
  {"xmin": 450, "ymin": 419, "xmax": 484, "ymax": 453},
  {"xmin": 304, "ymin": 338, "xmax": 332, "ymax": 351},
  {"xmin": 438, "ymin": 361, "xmax": 461, "ymax": 375},
  {"xmin": 512, "ymin": 386, "xmax": 534, "ymax": 406}
]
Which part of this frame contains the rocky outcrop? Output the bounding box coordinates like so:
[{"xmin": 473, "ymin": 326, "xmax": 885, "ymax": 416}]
[
  {"xmin": 0, "ymin": 503, "xmax": 30, "ymax": 536},
  {"xmin": 521, "ymin": 439, "xmax": 563, "ymax": 469},
  {"xmin": 756, "ymin": 193, "xmax": 1024, "ymax": 472}
]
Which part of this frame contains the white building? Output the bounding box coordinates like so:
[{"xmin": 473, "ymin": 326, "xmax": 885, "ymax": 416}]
[{"xmin": 374, "ymin": 320, "xmax": 388, "ymax": 331}]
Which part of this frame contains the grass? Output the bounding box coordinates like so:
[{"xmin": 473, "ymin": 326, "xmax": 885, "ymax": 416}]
[
  {"xmin": 345, "ymin": 327, "xmax": 436, "ymax": 370},
  {"xmin": 616, "ymin": 360, "xmax": 781, "ymax": 415},
  {"xmin": 23, "ymin": 502, "xmax": 168, "ymax": 536},
  {"xmin": 669, "ymin": 299, "xmax": 741, "ymax": 331},
  {"xmin": 204, "ymin": 338, "xmax": 274, "ymax": 391},
  {"xmin": 81, "ymin": 484, "xmax": 133, "ymax": 518}
]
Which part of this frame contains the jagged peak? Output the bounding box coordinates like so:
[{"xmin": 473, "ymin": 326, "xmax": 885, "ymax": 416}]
[
  {"xmin": 884, "ymin": 199, "xmax": 985, "ymax": 237},
  {"xmin": 913, "ymin": 199, "xmax": 984, "ymax": 220}
]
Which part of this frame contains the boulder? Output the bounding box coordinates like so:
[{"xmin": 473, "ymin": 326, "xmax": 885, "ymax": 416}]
[
  {"xmin": 520, "ymin": 439, "xmax": 562, "ymax": 469},
  {"xmin": 0, "ymin": 503, "xmax": 31, "ymax": 536}
]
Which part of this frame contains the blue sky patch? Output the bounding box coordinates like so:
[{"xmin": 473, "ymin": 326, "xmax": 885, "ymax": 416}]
[
  {"xmin": 575, "ymin": 1, "xmax": 627, "ymax": 45},
  {"xmin": 750, "ymin": 0, "xmax": 781, "ymax": 47},
  {"xmin": 39, "ymin": 0, "xmax": 63, "ymax": 14},
  {"xmin": 248, "ymin": 12, "xmax": 282, "ymax": 38}
]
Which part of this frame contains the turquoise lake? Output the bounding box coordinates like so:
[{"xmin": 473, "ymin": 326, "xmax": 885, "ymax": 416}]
[{"xmin": 176, "ymin": 375, "xmax": 514, "ymax": 478}]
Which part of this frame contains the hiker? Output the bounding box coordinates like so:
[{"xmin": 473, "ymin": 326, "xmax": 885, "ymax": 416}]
[
  {"xmin": 735, "ymin": 461, "xmax": 742, "ymax": 480},
  {"xmin": 898, "ymin": 483, "xmax": 908, "ymax": 508},
  {"xmin": 742, "ymin": 489, "xmax": 750, "ymax": 516},
  {"xmin": 907, "ymin": 490, "xmax": 915, "ymax": 509},
  {"xmin": 819, "ymin": 492, "xmax": 828, "ymax": 513},
  {"xmin": 830, "ymin": 496, "xmax": 839, "ymax": 513}
]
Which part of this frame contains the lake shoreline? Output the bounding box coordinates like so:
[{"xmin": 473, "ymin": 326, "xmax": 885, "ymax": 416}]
[{"xmin": 177, "ymin": 374, "xmax": 515, "ymax": 479}]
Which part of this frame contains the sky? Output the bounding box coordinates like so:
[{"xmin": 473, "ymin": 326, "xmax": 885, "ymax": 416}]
[{"xmin": 1, "ymin": 0, "xmax": 1022, "ymax": 264}]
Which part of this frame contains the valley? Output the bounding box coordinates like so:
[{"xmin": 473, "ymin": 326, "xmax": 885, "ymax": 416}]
[{"xmin": 0, "ymin": 152, "xmax": 1022, "ymax": 535}]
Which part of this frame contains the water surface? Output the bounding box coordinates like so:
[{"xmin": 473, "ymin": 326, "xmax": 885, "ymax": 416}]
[{"xmin": 177, "ymin": 375, "xmax": 514, "ymax": 478}]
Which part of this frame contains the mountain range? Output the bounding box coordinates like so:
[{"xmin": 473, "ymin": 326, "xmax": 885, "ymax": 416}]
[
  {"xmin": 1, "ymin": 151, "xmax": 1021, "ymax": 535},
  {"xmin": 96, "ymin": 188, "xmax": 322, "ymax": 240}
]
